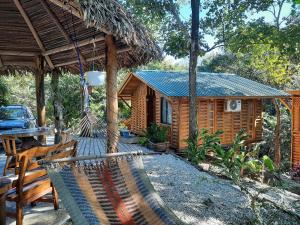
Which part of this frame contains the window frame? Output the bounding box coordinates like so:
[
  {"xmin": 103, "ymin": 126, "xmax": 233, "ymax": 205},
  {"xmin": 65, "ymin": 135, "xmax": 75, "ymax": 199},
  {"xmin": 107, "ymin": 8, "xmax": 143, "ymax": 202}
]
[{"xmin": 160, "ymin": 97, "xmax": 172, "ymax": 125}]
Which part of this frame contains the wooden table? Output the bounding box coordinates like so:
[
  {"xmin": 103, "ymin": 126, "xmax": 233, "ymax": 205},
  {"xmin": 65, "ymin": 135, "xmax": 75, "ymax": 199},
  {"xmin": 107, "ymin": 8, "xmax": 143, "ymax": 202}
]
[
  {"xmin": 0, "ymin": 127, "xmax": 53, "ymax": 138},
  {"xmin": 0, "ymin": 177, "xmax": 14, "ymax": 225},
  {"xmin": 0, "ymin": 127, "xmax": 53, "ymax": 148}
]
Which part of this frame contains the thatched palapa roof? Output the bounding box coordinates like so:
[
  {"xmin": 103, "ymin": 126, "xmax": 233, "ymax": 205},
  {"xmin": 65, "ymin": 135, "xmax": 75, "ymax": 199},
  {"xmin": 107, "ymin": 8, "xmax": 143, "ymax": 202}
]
[{"xmin": 0, "ymin": 0, "xmax": 161, "ymax": 74}]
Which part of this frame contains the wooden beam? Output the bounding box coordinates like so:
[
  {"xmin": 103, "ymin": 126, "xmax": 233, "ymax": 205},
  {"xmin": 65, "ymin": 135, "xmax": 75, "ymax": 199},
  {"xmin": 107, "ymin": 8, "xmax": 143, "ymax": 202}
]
[
  {"xmin": 35, "ymin": 57, "xmax": 46, "ymax": 142},
  {"xmin": 43, "ymin": 35, "xmax": 105, "ymax": 56},
  {"xmin": 13, "ymin": 0, "xmax": 54, "ymax": 69},
  {"xmin": 0, "ymin": 57, "xmax": 3, "ymax": 67},
  {"xmin": 39, "ymin": 0, "xmax": 86, "ymax": 64},
  {"xmin": 106, "ymin": 35, "xmax": 118, "ymax": 153},
  {"xmin": 0, "ymin": 50, "xmax": 38, "ymax": 57},
  {"xmin": 120, "ymin": 96, "xmax": 132, "ymax": 109},
  {"xmin": 50, "ymin": 69, "xmax": 63, "ymax": 144},
  {"xmin": 3, "ymin": 61, "xmax": 36, "ymax": 67},
  {"xmin": 47, "ymin": 0, "xmax": 82, "ymax": 19},
  {"xmin": 54, "ymin": 47, "xmax": 131, "ymax": 67},
  {"xmin": 47, "ymin": 0, "xmax": 110, "ymax": 34},
  {"xmin": 279, "ymin": 98, "xmax": 291, "ymax": 112}
]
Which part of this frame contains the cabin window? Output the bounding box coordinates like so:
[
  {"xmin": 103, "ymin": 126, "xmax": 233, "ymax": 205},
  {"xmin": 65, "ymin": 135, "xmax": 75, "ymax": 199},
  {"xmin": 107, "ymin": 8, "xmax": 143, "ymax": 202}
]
[{"xmin": 161, "ymin": 97, "xmax": 172, "ymax": 124}]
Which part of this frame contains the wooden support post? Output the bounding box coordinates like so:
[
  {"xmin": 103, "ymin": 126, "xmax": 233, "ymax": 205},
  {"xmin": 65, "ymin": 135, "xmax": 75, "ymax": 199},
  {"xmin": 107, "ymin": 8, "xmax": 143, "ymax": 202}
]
[
  {"xmin": 273, "ymin": 99, "xmax": 281, "ymax": 167},
  {"xmin": 51, "ymin": 69, "xmax": 63, "ymax": 144},
  {"xmin": 105, "ymin": 35, "xmax": 118, "ymax": 153},
  {"xmin": 35, "ymin": 57, "xmax": 46, "ymax": 143}
]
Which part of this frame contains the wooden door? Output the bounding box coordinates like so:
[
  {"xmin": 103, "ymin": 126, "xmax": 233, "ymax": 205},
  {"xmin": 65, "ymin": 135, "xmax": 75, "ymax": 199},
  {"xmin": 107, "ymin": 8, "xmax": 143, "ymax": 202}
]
[{"xmin": 146, "ymin": 95, "xmax": 155, "ymax": 127}]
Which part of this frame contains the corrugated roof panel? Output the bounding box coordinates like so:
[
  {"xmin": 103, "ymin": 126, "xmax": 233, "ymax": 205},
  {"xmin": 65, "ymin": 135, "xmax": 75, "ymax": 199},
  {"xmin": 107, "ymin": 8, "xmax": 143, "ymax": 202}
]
[{"xmin": 133, "ymin": 70, "xmax": 289, "ymax": 97}]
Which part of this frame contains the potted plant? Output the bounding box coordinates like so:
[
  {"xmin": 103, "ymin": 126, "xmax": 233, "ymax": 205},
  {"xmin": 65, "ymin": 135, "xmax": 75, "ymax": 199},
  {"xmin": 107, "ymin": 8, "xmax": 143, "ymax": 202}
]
[{"xmin": 144, "ymin": 123, "xmax": 169, "ymax": 152}]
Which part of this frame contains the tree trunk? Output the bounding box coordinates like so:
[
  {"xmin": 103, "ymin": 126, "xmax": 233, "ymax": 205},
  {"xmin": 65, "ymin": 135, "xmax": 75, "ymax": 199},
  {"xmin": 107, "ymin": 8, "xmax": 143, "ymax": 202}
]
[
  {"xmin": 51, "ymin": 69, "xmax": 63, "ymax": 144},
  {"xmin": 273, "ymin": 99, "xmax": 281, "ymax": 167},
  {"xmin": 105, "ymin": 35, "xmax": 118, "ymax": 153},
  {"xmin": 35, "ymin": 57, "xmax": 46, "ymax": 143},
  {"xmin": 189, "ymin": 0, "xmax": 200, "ymax": 139}
]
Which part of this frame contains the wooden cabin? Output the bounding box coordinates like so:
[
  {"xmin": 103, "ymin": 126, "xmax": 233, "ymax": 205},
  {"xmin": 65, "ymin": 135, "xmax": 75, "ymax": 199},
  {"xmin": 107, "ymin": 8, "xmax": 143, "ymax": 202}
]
[{"xmin": 118, "ymin": 70, "xmax": 290, "ymax": 152}]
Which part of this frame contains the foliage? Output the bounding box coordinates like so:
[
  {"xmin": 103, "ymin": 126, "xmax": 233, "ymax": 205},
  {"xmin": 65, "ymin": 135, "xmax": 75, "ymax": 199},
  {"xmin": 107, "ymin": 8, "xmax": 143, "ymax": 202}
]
[
  {"xmin": 185, "ymin": 129, "xmax": 223, "ymax": 163},
  {"xmin": 118, "ymin": 101, "xmax": 131, "ymax": 119},
  {"xmin": 260, "ymin": 109, "xmax": 291, "ymax": 166},
  {"xmin": 213, "ymin": 130, "xmax": 251, "ymax": 182},
  {"xmin": 144, "ymin": 123, "xmax": 168, "ymax": 143},
  {"xmin": 4, "ymin": 74, "xmax": 43, "ymax": 116},
  {"xmin": 184, "ymin": 128, "xmax": 276, "ymax": 181},
  {"xmin": 0, "ymin": 77, "xmax": 9, "ymax": 106},
  {"xmin": 138, "ymin": 136, "xmax": 149, "ymax": 146},
  {"xmin": 138, "ymin": 59, "xmax": 188, "ymax": 71}
]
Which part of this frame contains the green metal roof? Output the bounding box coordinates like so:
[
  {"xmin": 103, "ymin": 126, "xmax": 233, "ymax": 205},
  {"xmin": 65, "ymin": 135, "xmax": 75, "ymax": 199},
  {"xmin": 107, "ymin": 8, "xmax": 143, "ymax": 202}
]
[{"xmin": 133, "ymin": 70, "xmax": 289, "ymax": 97}]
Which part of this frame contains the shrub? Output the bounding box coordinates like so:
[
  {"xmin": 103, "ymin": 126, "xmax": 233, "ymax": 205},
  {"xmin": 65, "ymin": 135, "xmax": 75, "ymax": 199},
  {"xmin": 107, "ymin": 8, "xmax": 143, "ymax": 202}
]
[
  {"xmin": 185, "ymin": 129, "xmax": 223, "ymax": 163},
  {"xmin": 144, "ymin": 123, "xmax": 168, "ymax": 143},
  {"xmin": 138, "ymin": 137, "xmax": 149, "ymax": 146}
]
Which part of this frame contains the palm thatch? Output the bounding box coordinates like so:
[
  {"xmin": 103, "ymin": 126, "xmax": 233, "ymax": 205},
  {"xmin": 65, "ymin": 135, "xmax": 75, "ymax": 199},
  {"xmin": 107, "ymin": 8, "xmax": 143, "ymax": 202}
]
[{"xmin": 0, "ymin": 0, "xmax": 161, "ymax": 74}]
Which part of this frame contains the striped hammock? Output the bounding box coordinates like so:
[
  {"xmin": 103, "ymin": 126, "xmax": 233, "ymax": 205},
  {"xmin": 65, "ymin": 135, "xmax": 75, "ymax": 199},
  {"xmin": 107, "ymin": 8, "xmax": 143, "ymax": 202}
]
[{"xmin": 47, "ymin": 156, "xmax": 183, "ymax": 225}]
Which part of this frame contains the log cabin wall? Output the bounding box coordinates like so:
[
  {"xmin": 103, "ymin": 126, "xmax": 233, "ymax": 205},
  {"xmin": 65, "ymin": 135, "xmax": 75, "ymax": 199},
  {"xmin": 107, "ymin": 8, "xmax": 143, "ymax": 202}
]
[
  {"xmin": 291, "ymin": 94, "xmax": 300, "ymax": 166},
  {"xmin": 129, "ymin": 84, "xmax": 263, "ymax": 151},
  {"xmin": 130, "ymin": 83, "xmax": 147, "ymax": 135},
  {"xmin": 176, "ymin": 98, "xmax": 263, "ymax": 151}
]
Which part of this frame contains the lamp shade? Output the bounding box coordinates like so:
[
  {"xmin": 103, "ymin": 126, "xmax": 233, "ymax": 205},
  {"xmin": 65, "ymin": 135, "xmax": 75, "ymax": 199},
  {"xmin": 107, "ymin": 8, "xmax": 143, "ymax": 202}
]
[{"xmin": 86, "ymin": 71, "xmax": 105, "ymax": 86}]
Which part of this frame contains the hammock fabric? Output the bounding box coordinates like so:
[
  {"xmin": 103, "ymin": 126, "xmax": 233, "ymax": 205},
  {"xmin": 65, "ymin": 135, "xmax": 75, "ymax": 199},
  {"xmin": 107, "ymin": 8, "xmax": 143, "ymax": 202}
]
[{"xmin": 47, "ymin": 156, "xmax": 183, "ymax": 225}]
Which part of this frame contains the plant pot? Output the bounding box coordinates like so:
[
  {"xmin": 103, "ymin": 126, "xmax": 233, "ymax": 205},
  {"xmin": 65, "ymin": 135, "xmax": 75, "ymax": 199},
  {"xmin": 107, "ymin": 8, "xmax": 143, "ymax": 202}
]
[{"xmin": 147, "ymin": 141, "xmax": 169, "ymax": 152}]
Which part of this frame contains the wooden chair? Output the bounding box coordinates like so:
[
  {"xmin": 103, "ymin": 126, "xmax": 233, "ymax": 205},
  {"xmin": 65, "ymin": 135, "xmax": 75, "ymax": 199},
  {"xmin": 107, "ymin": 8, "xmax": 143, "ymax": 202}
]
[
  {"xmin": 5, "ymin": 140, "xmax": 77, "ymax": 225},
  {"xmin": 1, "ymin": 135, "xmax": 24, "ymax": 176}
]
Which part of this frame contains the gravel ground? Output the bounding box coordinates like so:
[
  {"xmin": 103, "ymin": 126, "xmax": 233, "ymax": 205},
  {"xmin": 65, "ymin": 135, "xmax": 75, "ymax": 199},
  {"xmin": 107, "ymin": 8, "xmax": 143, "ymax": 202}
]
[
  {"xmin": 143, "ymin": 154, "xmax": 300, "ymax": 225},
  {"xmin": 143, "ymin": 154, "xmax": 255, "ymax": 225}
]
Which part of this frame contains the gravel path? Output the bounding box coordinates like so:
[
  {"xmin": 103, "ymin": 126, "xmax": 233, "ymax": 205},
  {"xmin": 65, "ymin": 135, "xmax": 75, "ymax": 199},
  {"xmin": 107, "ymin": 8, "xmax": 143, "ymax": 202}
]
[{"xmin": 143, "ymin": 154, "xmax": 255, "ymax": 225}]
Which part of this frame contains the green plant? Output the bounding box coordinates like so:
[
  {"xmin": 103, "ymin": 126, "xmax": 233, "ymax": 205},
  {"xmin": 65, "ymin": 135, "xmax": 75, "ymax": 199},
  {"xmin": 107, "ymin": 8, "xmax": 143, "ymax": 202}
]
[
  {"xmin": 0, "ymin": 78, "xmax": 9, "ymax": 106},
  {"xmin": 138, "ymin": 137, "xmax": 149, "ymax": 146},
  {"xmin": 185, "ymin": 129, "xmax": 223, "ymax": 164},
  {"xmin": 213, "ymin": 130, "xmax": 277, "ymax": 183},
  {"xmin": 144, "ymin": 123, "xmax": 168, "ymax": 143},
  {"xmin": 185, "ymin": 130, "xmax": 201, "ymax": 164}
]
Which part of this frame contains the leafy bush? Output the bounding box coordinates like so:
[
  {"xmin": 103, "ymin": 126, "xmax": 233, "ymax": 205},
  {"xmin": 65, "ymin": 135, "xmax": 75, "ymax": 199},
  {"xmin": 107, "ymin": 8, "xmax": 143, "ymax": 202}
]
[
  {"xmin": 185, "ymin": 129, "xmax": 223, "ymax": 163},
  {"xmin": 0, "ymin": 78, "xmax": 9, "ymax": 106},
  {"xmin": 260, "ymin": 109, "xmax": 291, "ymax": 168},
  {"xmin": 144, "ymin": 123, "xmax": 168, "ymax": 143},
  {"xmin": 185, "ymin": 129, "xmax": 277, "ymax": 183},
  {"xmin": 138, "ymin": 137, "xmax": 149, "ymax": 146},
  {"xmin": 213, "ymin": 130, "xmax": 276, "ymax": 182}
]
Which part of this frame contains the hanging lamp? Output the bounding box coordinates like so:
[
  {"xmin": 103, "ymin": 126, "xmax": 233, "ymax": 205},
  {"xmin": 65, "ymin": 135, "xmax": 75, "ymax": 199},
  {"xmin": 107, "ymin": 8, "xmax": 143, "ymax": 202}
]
[{"xmin": 86, "ymin": 39, "xmax": 106, "ymax": 86}]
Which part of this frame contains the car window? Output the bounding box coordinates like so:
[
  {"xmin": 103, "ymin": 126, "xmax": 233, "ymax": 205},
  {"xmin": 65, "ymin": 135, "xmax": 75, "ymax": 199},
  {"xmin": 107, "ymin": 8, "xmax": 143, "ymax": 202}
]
[{"xmin": 0, "ymin": 108, "xmax": 26, "ymax": 120}]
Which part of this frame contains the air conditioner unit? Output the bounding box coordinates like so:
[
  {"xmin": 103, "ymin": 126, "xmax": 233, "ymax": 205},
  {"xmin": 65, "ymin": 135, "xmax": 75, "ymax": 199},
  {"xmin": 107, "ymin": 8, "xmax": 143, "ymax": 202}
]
[{"xmin": 225, "ymin": 99, "xmax": 241, "ymax": 112}]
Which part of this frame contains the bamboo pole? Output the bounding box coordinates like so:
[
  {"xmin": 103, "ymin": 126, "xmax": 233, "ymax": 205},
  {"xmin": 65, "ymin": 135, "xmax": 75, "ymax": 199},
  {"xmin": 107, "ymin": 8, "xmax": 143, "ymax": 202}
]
[
  {"xmin": 35, "ymin": 57, "xmax": 46, "ymax": 143},
  {"xmin": 105, "ymin": 35, "xmax": 118, "ymax": 153}
]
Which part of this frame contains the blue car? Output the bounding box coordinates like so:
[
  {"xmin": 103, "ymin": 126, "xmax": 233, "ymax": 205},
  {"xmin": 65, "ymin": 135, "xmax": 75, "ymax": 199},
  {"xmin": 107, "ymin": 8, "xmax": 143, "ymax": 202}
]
[{"xmin": 0, "ymin": 105, "xmax": 37, "ymax": 133}]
